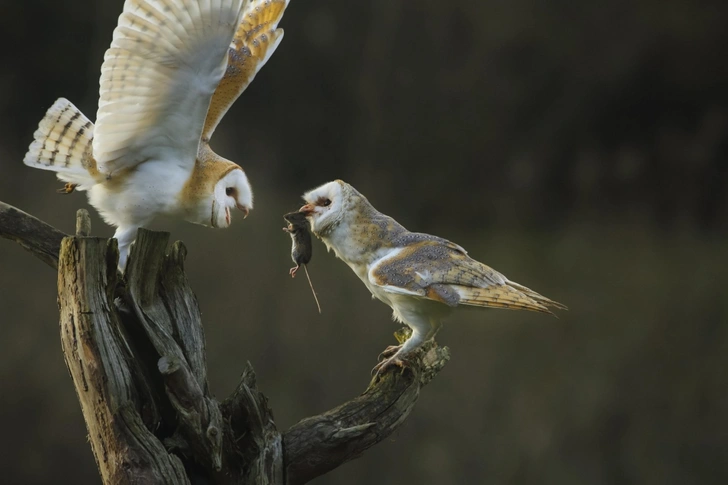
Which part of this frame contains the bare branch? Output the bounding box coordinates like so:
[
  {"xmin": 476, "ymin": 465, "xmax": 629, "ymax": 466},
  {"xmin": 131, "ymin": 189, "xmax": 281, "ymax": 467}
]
[
  {"xmin": 282, "ymin": 336, "xmax": 450, "ymax": 485},
  {"xmin": 0, "ymin": 201, "xmax": 67, "ymax": 269}
]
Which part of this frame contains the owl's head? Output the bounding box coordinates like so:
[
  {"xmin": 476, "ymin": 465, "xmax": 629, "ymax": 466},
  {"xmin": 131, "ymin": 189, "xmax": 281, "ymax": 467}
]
[
  {"xmin": 209, "ymin": 168, "xmax": 253, "ymax": 228},
  {"xmin": 300, "ymin": 179, "xmax": 363, "ymax": 235},
  {"xmin": 182, "ymin": 148, "xmax": 253, "ymax": 228}
]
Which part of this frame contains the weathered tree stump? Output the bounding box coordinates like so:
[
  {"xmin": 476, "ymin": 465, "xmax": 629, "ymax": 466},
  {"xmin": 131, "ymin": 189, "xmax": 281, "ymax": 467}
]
[{"xmin": 0, "ymin": 201, "xmax": 450, "ymax": 484}]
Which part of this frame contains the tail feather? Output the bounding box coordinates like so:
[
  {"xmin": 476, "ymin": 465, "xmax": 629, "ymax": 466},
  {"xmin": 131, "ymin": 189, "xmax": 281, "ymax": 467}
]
[
  {"xmin": 507, "ymin": 280, "xmax": 569, "ymax": 311},
  {"xmin": 24, "ymin": 98, "xmax": 99, "ymax": 189},
  {"xmin": 453, "ymin": 284, "xmax": 563, "ymax": 316}
]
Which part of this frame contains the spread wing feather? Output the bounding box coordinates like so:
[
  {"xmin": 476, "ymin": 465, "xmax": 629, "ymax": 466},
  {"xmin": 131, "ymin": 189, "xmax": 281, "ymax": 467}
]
[
  {"xmin": 369, "ymin": 241, "xmax": 566, "ymax": 315},
  {"xmin": 93, "ymin": 0, "xmax": 246, "ymax": 176},
  {"xmin": 201, "ymin": 0, "xmax": 289, "ymax": 140}
]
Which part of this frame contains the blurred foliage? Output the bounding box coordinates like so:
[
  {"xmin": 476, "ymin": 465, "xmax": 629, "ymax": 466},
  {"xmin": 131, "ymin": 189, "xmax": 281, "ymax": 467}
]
[{"xmin": 0, "ymin": 0, "xmax": 727, "ymax": 484}]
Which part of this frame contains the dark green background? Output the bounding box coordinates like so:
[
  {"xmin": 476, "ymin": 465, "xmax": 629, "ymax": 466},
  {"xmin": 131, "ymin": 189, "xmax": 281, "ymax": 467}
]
[{"xmin": 1, "ymin": 0, "xmax": 727, "ymax": 483}]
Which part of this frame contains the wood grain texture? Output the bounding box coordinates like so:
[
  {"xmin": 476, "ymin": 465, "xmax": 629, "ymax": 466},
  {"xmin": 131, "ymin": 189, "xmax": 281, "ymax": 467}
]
[
  {"xmin": 58, "ymin": 211, "xmax": 189, "ymax": 484},
  {"xmin": 282, "ymin": 331, "xmax": 450, "ymax": 485},
  {"xmin": 1, "ymin": 200, "xmax": 451, "ymax": 484},
  {"xmin": 0, "ymin": 201, "xmax": 67, "ymax": 269}
]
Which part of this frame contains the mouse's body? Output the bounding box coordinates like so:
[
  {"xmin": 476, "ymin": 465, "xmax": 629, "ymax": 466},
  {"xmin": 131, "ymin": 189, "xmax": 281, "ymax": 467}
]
[
  {"xmin": 283, "ymin": 210, "xmax": 321, "ymax": 313},
  {"xmin": 283, "ymin": 210, "xmax": 313, "ymax": 276}
]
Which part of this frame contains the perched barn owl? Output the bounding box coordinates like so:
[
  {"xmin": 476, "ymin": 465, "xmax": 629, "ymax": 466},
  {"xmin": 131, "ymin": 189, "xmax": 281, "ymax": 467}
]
[
  {"xmin": 299, "ymin": 180, "xmax": 567, "ymax": 374},
  {"xmin": 23, "ymin": 0, "xmax": 289, "ymax": 269}
]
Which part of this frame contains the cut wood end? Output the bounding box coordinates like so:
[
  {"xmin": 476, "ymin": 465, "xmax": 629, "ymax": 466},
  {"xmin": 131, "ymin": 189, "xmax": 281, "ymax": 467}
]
[
  {"xmin": 157, "ymin": 356, "xmax": 180, "ymax": 375},
  {"xmin": 76, "ymin": 209, "xmax": 91, "ymax": 236}
]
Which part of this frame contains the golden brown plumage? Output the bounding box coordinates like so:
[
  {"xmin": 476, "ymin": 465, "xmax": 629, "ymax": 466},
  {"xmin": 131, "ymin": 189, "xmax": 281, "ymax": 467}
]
[
  {"xmin": 299, "ymin": 180, "xmax": 567, "ymax": 375},
  {"xmin": 202, "ymin": 0, "xmax": 288, "ymax": 141},
  {"xmin": 368, "ymin": 241, "xmax": 566, "ymax": 315},
  {"xmin": 24, "ymin": 0, "xmax": 290, "ymax": 269}
]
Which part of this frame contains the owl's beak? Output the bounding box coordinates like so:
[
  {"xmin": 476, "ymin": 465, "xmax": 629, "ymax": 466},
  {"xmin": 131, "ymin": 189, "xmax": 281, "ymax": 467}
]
[
  {"xmin": 299, "ymin": 203, "xmax": 315, "ymax": 216},
  {"xmin": 237, "ymin": 204, "xmax": 250, "ymax": 219}
]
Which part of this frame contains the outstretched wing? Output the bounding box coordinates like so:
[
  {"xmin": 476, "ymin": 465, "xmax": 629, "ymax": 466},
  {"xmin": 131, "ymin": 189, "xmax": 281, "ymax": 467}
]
[
  {"xmin": 93, "ymin": 0, "xmax": 246, "ymax": 176},
  {"xmin": 201, "ymin": 0, "xmax": 289, "ymax": 141},
  {"xmin": 368, "ymin": 241, "xmax": 567, "ymax": 315}
]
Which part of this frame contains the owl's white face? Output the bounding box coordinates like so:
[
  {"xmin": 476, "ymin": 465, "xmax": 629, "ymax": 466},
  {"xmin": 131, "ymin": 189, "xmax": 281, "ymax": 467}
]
[
  {"xmin": 300, "ymin": 180, "xmax": 345, "ymax": 234},
  {"xmin": 210, "ymin": 169, "xmax": 253, "ymax": 228}
]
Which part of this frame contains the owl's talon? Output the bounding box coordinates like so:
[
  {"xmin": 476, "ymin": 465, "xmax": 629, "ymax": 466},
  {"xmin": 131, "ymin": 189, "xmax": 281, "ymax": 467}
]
[
  {"xmin": 377, "ymin": 344, "xmax": 403, "ymax": 361},
  {"xmin": 57, "ymin": 183, "xmax": 78, "ymax": 194},
  {"xmin": 371, "ymin": 354, "xmax": 406, "ymax": 377}
]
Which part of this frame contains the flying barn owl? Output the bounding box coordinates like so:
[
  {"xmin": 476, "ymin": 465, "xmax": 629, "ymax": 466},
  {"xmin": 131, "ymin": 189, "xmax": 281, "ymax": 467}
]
[
  {"xmin": 23, "ymin": 0, "xmax": 289, "ymax": 269},
  {"xmin": 299, "ymin": 180, "xmax": 567, "ymax": 374}
]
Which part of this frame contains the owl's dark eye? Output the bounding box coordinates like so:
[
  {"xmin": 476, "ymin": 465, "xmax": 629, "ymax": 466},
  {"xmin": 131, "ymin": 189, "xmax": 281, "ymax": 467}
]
[
  {"xmin": 226, "ymin": 187, "xmax": 235, "ymax": 197},
  {"xmin": 322, "ymin": 198, "xmax": 332, "ymax": 207}
]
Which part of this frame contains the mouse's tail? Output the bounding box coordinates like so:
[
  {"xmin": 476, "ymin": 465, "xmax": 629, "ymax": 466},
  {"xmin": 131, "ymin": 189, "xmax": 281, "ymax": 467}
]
[{"xmin": 303, "ymin": 265, "xmax": 322, "ymax": 314}]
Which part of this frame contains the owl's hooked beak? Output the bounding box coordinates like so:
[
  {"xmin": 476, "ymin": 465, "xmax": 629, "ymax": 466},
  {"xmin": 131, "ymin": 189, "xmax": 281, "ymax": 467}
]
[
  {"xmin": 237, "ymin": 203, "xmax": 250, "ymax": 218},
  {"xmin": 299, "ymin": 203, "xmax": 315, "ymax": 216}
]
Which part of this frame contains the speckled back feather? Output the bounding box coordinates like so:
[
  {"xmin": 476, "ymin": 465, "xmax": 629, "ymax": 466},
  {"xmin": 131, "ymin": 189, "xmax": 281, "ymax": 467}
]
[{"xmin": 369, "ymin": 242, "xmax": 565, "ymax": 315}]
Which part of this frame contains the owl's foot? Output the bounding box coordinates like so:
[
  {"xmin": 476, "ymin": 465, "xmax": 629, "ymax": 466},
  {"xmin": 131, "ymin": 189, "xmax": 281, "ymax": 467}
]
[
  {"xmin": 289, "ymin": 265, "xmax": 299, "ymax": 278},
  {"xmin": 377, "ymin": 344, "xmax": 403, "ymax": 361},
  {"xmin": 57, "ymin": 183, "xmax": 78, "ymax": 194},
  {"xmin": 371, "ymin": 354, "xmax": 407, "ymax": 377}
]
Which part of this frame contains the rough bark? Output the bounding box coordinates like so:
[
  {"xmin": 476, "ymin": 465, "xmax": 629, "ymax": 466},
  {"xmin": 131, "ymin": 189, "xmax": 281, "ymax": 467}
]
[
  {"xmin": 58, "ymin": 211, "xmax": 189, "ymax": 484},
  {"xmin": 1, "ymin": 201, "xmax": 450, "ymax": 484},
  {"xmin": 283, "ymin": 331, "xmax": 450, "ymax": 485},
  {"xmin": 0, "ymin": 201, "xmax": 67, "ymax": 269}
]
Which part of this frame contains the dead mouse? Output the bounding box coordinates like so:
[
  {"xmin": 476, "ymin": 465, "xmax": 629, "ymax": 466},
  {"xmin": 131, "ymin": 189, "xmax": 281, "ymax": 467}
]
[{"xmin": 283, "ymin": 211, "xmax": 321, "ymax": 313}]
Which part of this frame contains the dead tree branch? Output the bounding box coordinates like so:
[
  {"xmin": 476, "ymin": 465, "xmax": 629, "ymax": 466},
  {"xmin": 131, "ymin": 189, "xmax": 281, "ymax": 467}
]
[
  {"xmin": 0, "ymin": 201, "xmax": 67, "ymax": 269},
  {"xmin": 0, "ymin": 200, "xmax": 450, "ymax": 484},
  {"xmin": 282, "ymin": 333, "xmax": 450, "ymax": 485}
]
